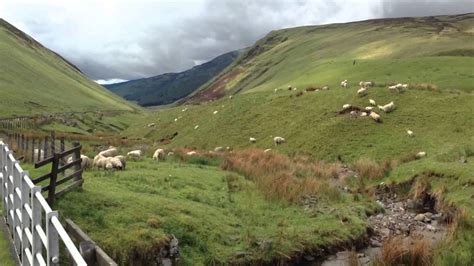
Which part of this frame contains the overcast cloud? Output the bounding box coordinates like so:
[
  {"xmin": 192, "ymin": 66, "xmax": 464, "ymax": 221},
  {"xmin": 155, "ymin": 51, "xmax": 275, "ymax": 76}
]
[{"xmin": 0, "ymin": 0, "xmax": 472, "ymax": 83}]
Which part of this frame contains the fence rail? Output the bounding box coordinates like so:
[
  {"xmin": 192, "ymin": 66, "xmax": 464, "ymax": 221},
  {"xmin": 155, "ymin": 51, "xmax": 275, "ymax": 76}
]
[{"xmin": 0, "ymin": 141, "xmax": 87, "ymax": 265}]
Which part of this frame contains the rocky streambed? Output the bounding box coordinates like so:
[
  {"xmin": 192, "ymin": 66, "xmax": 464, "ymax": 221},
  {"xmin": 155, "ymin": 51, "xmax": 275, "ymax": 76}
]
[{"xmin": 318, "ymin": 187, "xmax": 447, "ymax": 266}]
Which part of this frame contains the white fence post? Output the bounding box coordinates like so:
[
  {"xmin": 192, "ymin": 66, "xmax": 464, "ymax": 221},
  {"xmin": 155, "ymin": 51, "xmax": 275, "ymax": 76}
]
[{"xmin": 0, "ymin": 141, "xmax": 87, "ymax": 266}]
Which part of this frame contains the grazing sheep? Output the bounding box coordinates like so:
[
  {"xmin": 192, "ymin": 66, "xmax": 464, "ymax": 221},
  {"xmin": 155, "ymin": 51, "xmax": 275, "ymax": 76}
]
[
  {"xmin": 360, "ymin": 112, "xmax": 368, "ymax": 117},
  {"xmin": 98, "ymin": 147, "xmax": 118, "ymax": 158},
  {"xmin": 226, "ymin": 146, "xmax": 232, "ymax": 151},
  {"xmin": 378, "ymin": 101, "xmax": 396, "ymax": 113},
  {"xmin": 174, "ymin": 118, "xmax": 178, "ymax": 122},
  {"xmin": 186, "ymin": 151, "xmax": 197, "ymax": 156},
  {"xmin": 127, "ymin": 150, "xmax": 142, "ymax": 160},
  {"xmin": 67, "ymin": 155, "xmax": 92, "ymax": 169},
  {"xmin": 365, "ymin": 106, "xmax": 374, "ymax": 111},
  {"xmin": 214, "ymin": 146, "xmax": 224, "ymax": 152},
  {"xmin": 274, "ymin": 136, "xmax": 286, "ymax": 145},
  {"xmin": 369, "ymin": 111, "xmax": 382, "ymax": 122},
  {"xmin": 105, "ymin": 162, "xmax": 114, "ymax": 170},
  {"xmin": 115, "ymin": 155, "xmax": 126, "ymax": 169},
  {"xmin": 359, "ymin": 81, "xmax": 373, "ymax": 88},
  {"xmin": 213, "ymin": 110, "xmax": 218, "ymax": 115},
  {"xmin": 293, "ymin": 87, "xmax": 297, "ymax": 91},
  {"xmin": 350, "ymin": 110, "xmax": 357, "ymax": 116},
  {"xmin": 33, "ymin": 148, "xmax": 45, "ymax": 161},
  {"xmin": 342, "ymin": 104, "xmax": 351, "ymax": 110},
  {"xmin": 194, "ymin": 125, "xmax": 199, "ymax": 130},
  {"xmin": 340, "ymin": 80, "xmax": 348, "ymax": 88},
  {"xmin": 93, "ymin": 156, "xmax": 108, "ymax": 169},
  {"xmin": 153, "ymin": 149, "xmax": 165, "ymax": 161},
  {"xmin": 388, "ymin": 83, "xmax": 406, "ymax": 92},
  {"xmin": 249, "ymin": 137, "xmax": 257, "ymax": 143},
  {"xmin": 167, "ymin": 152, "xmax": 174, "ymax": 156},
  {"xmin": 264, "ymin": 149, "xmax": 272, "ymax": 153},
  {"xmin": 182, "ymin": 108, "xmax": 188, "ymax": 112},
  {"xmin": 109, "ymin": 157, "xmax": 124, "ymax": 170},
  {"xmin": 229, "ymin": 95, "xmax": 233, "ymax": 99},
  {"xmin": 369, "ymin": 99, "xmax": 376, "ymax": 106},
  {"xmin": 322, "ymin": 86, "xmax": 329, "ymax": 90},
  {"xmin": 357, "ymin": 87, "xmax": 368, "ymax": 96},
  {"xmin": 147, "ymin": 123, "xmax": 156, "ymax": 128},
  {"xmin": 416, "ymin": 151, "xmax": 427, "ymax": 159},
  {"xmin": 407, "ymin": 130, "xmax": 414, "ymax": 137},
  {"xmin": 288, "ymin": 85, "xmax": 292, "ymax": 90}
]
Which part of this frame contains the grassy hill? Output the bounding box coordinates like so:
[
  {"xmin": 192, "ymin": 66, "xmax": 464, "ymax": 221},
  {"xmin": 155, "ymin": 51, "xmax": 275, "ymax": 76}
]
[
  {"xmin": 190, "ymin": 13, "xmax": 474, "ymax": 99},
  {"xmin": 118, "ymin": 14, "xmax": 473, "ymax": 264},
  {"xmin": 0, "ymin": 19, "xmax": 137, "ymax": 117},
  {"xmin": 105, "ymin": 50, "xmax": 240, "ymax": 106}
]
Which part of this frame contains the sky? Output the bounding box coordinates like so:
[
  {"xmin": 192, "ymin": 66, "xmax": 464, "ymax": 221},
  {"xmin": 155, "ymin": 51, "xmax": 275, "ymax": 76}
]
[{"xmin": 0, "ymin": 0, "xmax": 472, "ymax": 84}]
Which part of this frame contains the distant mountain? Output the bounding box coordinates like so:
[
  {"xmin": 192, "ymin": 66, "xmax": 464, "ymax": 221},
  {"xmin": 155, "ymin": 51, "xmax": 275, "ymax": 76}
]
[
  {"xmin": 105, "ymin": 50, "xmax": 241, "ymax": 106},
  {"xmin": 0, "ymin": 19, "xmax": 137, "ymax": 117}
]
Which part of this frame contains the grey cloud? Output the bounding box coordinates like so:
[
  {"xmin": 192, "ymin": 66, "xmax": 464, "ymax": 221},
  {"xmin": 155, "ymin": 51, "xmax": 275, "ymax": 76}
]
[
  {"xmin": 381, "ymin": 0, "xmax": 474, "ymax": 18},
  {"xmin": 6, "ymin": 0, "xmax": 469, "ymax": 81}
]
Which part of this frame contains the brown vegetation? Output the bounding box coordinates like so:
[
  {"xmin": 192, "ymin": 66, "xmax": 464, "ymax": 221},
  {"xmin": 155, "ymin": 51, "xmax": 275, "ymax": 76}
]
[
  {"xmin": 374, "ymin": 236, "xmax": 433, "ymax": 266},
  {"xmin": 220, "ymin": 149, "xmax": 342, "ymax": 203}
]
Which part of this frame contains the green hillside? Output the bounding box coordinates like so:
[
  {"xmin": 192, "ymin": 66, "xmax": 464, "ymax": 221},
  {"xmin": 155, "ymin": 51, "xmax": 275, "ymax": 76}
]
[
  {"xmin": 0, "ymin": 19, "xmax": 137, "ymax": 117},
  {"xmin": 105, "ymin": 50, "xmax": 240, "ymax": 106},
  {"xmin": 190, "ymin": 14, "xmax": 474, "ymax": 99},
  {"xmin": 120, "ymin": 15, "xmax": 473, "ymax": 264}
]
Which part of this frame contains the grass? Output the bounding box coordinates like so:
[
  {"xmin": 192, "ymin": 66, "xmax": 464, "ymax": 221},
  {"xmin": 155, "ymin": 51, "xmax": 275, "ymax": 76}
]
[
  {"xmin": 0, "ymin": 212, "xmax": 16, "ymax": 266},
  {"xmin": 373, "ymin": 236, "xmax": 433, "ymax": 266},
  {"xmin": 0, "ymin": 19, "xmax": 137, "ymax": 117},
  {"xmin": 23, "ymin": 159, "xmax": 377, "ymax": 265}
]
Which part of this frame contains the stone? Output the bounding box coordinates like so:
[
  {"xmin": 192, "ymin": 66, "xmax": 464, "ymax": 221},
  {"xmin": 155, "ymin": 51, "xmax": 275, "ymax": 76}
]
[
  {"xmin": 414, "ymin": 213, "xmax": 425, "ymax": 221},
  {"xmin": 370, "ymin": 239, "xmax": 383, "ymax": 247},
  {"xmin": 380, "ymin": 228, "xmax": 390, "ymax": 237},
  {"xmin": 426, "ymin": 224, "xmax": 437, "ymax": 232},
  {"xmin": 424, "ymin": 212, "xmax": 433, "ymax": 219}
]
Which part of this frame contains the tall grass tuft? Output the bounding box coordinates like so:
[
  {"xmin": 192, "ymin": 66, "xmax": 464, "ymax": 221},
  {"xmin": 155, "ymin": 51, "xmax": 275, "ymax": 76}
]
[
  {"xmin": 220, "ymin": 149, "xmax": 342, "ymax": 203},
  {"xmin": 374, "ymin": 237, "xmax": 433, "ymax": 266}
]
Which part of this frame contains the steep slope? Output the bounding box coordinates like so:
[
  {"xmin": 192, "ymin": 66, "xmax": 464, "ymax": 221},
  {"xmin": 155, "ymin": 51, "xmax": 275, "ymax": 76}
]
[
  {"xmin": 0, "ymin": 19, "xmax": 137, "ymax": 117},
  {"xmin": 105, "ymin": 50, "xmax": 240, "ymax": 106},
  {"xmin": 191, "ymin": 13, "xmax": 474, "ymax": 100}
]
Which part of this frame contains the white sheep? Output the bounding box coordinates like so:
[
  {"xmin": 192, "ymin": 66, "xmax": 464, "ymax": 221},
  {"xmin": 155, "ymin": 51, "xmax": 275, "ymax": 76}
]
[
  {"xmin": 153, "ymin": 149, "xmax": 165, "ymax": 161},
  {"xmin": 214, "ymin": 146, "xmax": 224, "ymax": 152},
  {"xmin": 365, "ymin": 106, "xmax": 374, "ymax": 111},
  {"xmin": 378, "ymin": 101, "xmax": 396, "ymax": 113},
  {"xmin": 167, "ymin": 152, "xmax": 174, "ymax": 156},
  {"xmin": 115, "ymin": 155, "xmax": 126, "ymax": 169},
  {"xmin": 340, "ymin": 80, "xmax": 348, "ymax": 88},
  {"xmin": 249, "ymin": 137, "xmax": 257, "ymax": 143},
  {"xmin": 213, "ymin": 110, "xmax": 218, "ymax": 115},
  {"xmin": 110, "ymin": 157, "xmax": 124, "ymax": 170},
  {"xmin": 369, "ymin": 99, "xmax": 376, "ymax": 106},
  {"xmin": 407, "ymin": 130, "xmax": 414, "ymax": 137},
  {"xmin": 274, "ymin": 136, "xmax": 286, "ymax": 145},
  {"xmin": 264, "ymin": 149, "xmax": 272, "ymax": 153},
  {"xmin": 186, "ymin": 151, "xmax": 197, "ymax": 156},
  {"xmin": 357, "ymin": 87, "xmax": 368, "ymax": 96},
  {"xmin": 67, "ymin": 155, "xmax": 92, "ymax": 169},
  {"xmin": 360, "ymin": 81, "xmax": 373, "ymax": 88},
  {"xmin": 194, "ymin": 125, "xmax": 199, "ymax": 130},
  {"xmin": 105, "ymin": 162, "xmax": 114, "ymax": 170},
  {"xmin": 416, "ymin": 151, "xmax": 427, "ymax": 159},
  {"xmin": 369, "ymin": 111, "xmax": 381, "ymax": 122},
  {"xmin": 147, "ymin": 123, "xmax": 156, "ymax": 128},
  {"xmin": 322, "ymin": 86, "xmax": 329, "ymax": 90},
  {"xmin": 342, "ymin": 104, "xmax": 351, "ymax": 110},
  {"xmin": 360, "ymin": 112, "xmax": 368, "ymax": 117},
  {"xmin": 229, "ymin": 95, "xmax": 233, "ymax": 99},
  {"xmin": 98, "ymin": 147, "xmax": 118, "ymax": 158},
  {"xmin": 174, "ymin": 118, "xmax": 178, "ymax": 122},
  {"xmin": 127, "ymin": 150, "xmax": 142, "ymax": 159}
]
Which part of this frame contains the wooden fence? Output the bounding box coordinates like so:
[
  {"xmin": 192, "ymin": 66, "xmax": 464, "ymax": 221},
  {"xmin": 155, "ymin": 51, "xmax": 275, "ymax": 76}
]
[
  {"xmin": 33, "ymin": 143, "xmax": 83, "ymax": 208},
  {"xmin": 4, "ymin": 131, "xmax": 68, "ymax": 164}
]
